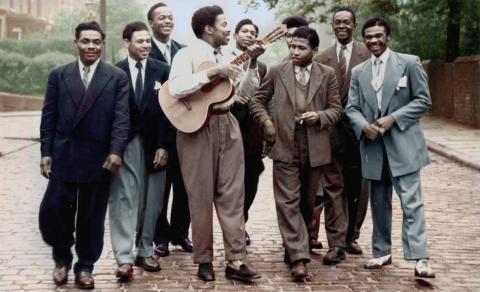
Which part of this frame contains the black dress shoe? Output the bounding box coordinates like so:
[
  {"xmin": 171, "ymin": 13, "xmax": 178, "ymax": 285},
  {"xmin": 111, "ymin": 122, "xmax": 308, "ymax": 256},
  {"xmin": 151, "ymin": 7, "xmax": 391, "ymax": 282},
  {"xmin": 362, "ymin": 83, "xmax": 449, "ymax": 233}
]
[
  {"xmin": 346, "ymin": 241, "xmax": 363, "ymax": 255},
  {"xmin": 154, "ymin": 243, "xmax": 170, "ymax": 257},
  {"xmin": 309, "ymin": 239, "xmax": 323, "ymax": 250},
  {"xmin": 171, "ymin": 237, "xmax": 193, "ymax": 253},
  {"xmin": 225, "ymin": 263, "xmax": 260, "ymax": 282},
  {"xmin": 74, "ymin": 271, "xmax": 95, "ymax": 290},
  {"xmin": 245, "ymin": 231, "xmax": 251, "ymax": 246},
  {"xmin": 323, "ymin": 246, "xmax": 346, "ymax": 265},
  {"xmin": 197, "ymin": 262, "xmax": 215, "ymax": 282},
  {"xmin": 115, "ymin": 263, "xmax": 133, "ymax": 282},
  {"xmin": 291, "ymin": 260, "xmax": 307, "ymax": 281},
  {"xmin": 53, "ymin": 264, "xmax": 70, "ymax": 285},
  {"xmin": 135, "ymin": 256, "xmax": 161, "ymax": 272}
]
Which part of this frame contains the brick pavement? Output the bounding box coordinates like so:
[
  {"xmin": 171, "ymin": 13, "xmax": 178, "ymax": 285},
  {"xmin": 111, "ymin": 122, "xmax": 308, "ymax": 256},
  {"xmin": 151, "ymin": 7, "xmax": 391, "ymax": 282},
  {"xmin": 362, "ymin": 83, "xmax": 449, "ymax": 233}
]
[{"xmin": 0, "ymin": 113, "xmax": 479, "ymax": 291}]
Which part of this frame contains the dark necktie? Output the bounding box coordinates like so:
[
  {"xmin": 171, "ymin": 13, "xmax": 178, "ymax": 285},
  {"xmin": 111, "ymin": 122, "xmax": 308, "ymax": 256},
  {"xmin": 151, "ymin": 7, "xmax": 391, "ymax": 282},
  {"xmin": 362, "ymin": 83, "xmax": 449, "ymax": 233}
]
[
  {"xmin": 135, "ymin": 61, "xmax": 143, "ymax": 107},
  {"xmin": 338, "ymin": 45, "xmax": 347, "ymax": 88}
]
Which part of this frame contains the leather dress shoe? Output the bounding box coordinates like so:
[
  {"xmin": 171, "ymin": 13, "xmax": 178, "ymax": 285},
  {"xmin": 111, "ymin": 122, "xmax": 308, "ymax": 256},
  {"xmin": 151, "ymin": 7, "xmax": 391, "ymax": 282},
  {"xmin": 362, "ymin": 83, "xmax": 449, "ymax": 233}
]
[
  {"xmin": 225, "ymin": 263, "xmax": 260, "ymax": 282},
  {"xmin": 364, "ymin": 254, "xmax": 392, "ymax": 269},
  {"xmin": 291, "ymin": 260, "xmax": 307, "ymax": 281},
  {"xmin": 245, "ymin": 231, "xmax": 251, "ymax": 246},
  {"xmin": 154, "ymin": 243, "xmax": 170, "ymax": 257},
  {"xmin": 415, "ymin": 259, "xmax": 435, "ymax": 278},
  {"xmin": 346, "ymin": 241, "xmax": 363, "ymax": 255},
  {"xmin": 115, "ymin": 263, "xmax": 133, "ymax": 282},
  {"xmin": 309, "ymin": 239, "xmax": 323, "ymax": 250},
  {"xmin": 135, "ymin": 256, "xmax": 161, "ymax": 272},
  {"xmin": 74, "ymin": 271, "xmax": 95, "ymax": 290},
  {"xmin": 197, "ymin": 262, "xmax": 215, "ymax": 281},
  {"xmin": 323, "ymin": 246, "xmax": 346, "ymax": 265},
  {"xmin": 53, "ymin": 264, "xmax": 70, "ymax": 285},
  {"xmin": 171, "ymin": 237, "xmax": 193, "ymax": 253}
]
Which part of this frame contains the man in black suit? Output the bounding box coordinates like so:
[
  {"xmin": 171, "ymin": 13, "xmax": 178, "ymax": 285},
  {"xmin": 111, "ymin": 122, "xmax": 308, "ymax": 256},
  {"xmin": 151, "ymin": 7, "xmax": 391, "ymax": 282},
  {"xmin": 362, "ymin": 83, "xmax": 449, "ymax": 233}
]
[
  {"xmin": 229, "ymin": 18, "xmax": 266, "ymax": 246},
  {"xmin": 39, "ymin": 21, "xmax": 129, "ymax": 289},
  {"xmin": 147, "ymin": 2, "xmax": 192, "ymax": 257},
  {"xmin": 109, "ymin": 21, "xmax": 171, "ymax": 282}
]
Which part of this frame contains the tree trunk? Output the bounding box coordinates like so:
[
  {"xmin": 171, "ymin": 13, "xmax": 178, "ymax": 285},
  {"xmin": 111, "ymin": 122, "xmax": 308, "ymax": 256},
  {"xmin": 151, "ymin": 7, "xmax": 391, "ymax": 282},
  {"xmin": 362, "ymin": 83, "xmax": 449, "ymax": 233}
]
[{"xmin": 445, "ymin": 0, "xmax": 461, "ymax": 62}]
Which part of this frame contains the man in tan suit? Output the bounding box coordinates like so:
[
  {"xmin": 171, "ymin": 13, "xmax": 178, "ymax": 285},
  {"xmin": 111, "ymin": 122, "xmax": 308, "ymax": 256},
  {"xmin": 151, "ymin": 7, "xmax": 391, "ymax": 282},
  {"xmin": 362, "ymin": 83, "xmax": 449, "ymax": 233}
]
[
  {"xmin": 251, "ymin": 27, "xmax": 342, "ymax": 281},
  {"xmin": 311, "ymin": 6, "xmax": 371, "ymax": 263}
]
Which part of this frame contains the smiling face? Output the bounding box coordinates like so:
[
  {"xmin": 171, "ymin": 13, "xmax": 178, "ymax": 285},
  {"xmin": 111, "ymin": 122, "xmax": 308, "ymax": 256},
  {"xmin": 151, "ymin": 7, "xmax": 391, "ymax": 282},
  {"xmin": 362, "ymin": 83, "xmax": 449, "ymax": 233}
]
[
  {"xmin": 289, "ymin": 37, "xmax": 317, "ymax": 67},
  {"xmin": 75, "ymin": 30, "xmax": 104, "ymax": 66},
  {"xmin": 125, "ymin": 30, "xmax": 151, "ymax": 61},
  {"xmin": 234, "ymin": 23, "xmax": 257, "ymax": 50},
  {"xmin": 150, "ymin": 6, "xmax": 174, "ymax": 39},
  {"xmin": 210, "ymin": 14, "xmax": 230, "ymax": 47},
  {"xmin": 363, "ymin": 25, "xmax": 389, "ymax": 57},
  {"xmin": 332, "ymin": 10, "xmax": 355, "ymax": 45}
]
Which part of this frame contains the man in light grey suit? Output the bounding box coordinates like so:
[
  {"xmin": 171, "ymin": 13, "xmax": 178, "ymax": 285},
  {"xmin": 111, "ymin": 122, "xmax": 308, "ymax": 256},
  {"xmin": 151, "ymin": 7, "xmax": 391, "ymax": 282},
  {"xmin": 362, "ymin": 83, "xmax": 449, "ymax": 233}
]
[{"xmin": 345, "ymin": 16, "xmax": 435, "ymax": 278}]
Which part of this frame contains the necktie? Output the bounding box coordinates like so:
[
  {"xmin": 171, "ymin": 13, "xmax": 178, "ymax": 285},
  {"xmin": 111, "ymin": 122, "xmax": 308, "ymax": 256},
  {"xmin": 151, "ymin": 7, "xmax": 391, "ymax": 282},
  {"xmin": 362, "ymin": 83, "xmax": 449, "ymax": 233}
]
[
  {"xmin": 372, "ymin": 58, "xmax": 383, "ymax": 92},
  {"xmin": 338, "ymin": 45, "xmax": 347, "ymax": 88},
  {"xmin": 82, "ymin": 66, "xmax": 90, "ymax": 89},
  {"xmin": 213, "ymin": 49, "xmax": 221, "ymax": 64},
  {"xmin": 164, "ymin": 43, "xmax": 171, "ymax": 65},
  {"xmin": 135, "ymin": 61, "xmax": 143, "ymax": 107},
  {"xmin": 297, "ymin": 67, "xmax": 308, "ymax": 85}
]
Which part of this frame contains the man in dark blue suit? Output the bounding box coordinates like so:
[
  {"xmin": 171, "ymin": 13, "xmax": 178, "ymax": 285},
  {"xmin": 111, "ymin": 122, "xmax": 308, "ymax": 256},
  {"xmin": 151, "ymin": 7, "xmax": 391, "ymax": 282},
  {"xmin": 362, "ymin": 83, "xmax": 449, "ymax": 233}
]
[
  {"xmin": 39, "ymin": 21, "xmax": 130, "ymax": 289},
  {"xmin": 109, "ymin": 21, "xmax": 171, "ymax": 282},
  {"xmin": 147, "ymin": 2, "xmax": 193, "ymax": 257}
]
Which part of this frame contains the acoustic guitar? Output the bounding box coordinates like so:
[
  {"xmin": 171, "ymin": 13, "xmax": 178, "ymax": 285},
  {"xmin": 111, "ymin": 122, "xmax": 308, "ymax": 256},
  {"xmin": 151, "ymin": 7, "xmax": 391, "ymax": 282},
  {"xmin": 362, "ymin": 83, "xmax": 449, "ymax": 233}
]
[{"xmin": 158, "ymin": 25, "xmax": 287, "ymax": 133}]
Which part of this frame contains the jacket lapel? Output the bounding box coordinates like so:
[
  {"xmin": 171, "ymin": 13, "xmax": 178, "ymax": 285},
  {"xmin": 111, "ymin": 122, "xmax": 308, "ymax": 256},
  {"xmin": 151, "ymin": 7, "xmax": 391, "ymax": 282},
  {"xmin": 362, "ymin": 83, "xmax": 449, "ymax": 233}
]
[
  {"xmin": 73, "ymin": 60, "xmax": 112, "ymax": 128},
  {"xmin": 358, "ymin": 60, "xmax": 378, "ymax": 114},
  {"xmin": 62, "ymin": 61, "xmax": 85, "ymax": 108},
  {"xmin": 140, "ymin": 59, "xmax": 158, "ymax": 113},
  {"xmin": 150, "ymin": 40, "xmax": 167, "ymax": 63},
  {"xmin": 380, "ymin": 52, "xmax": 406, "ymax": 116},
  {"xmin": 306, "ymin": 63, "xmax": 324, "ymax": 106},
  {"xmin": 279, "ymin": 62, "xmax": 296, "ymax": 108}
]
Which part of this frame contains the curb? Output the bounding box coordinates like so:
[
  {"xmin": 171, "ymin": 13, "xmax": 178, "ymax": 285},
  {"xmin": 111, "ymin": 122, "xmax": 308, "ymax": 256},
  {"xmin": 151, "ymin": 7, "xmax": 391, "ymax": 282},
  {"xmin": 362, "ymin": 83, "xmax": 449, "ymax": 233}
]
[{"xmin": 427, "ymin": 139, "xmax": 480, "ymax": 172}]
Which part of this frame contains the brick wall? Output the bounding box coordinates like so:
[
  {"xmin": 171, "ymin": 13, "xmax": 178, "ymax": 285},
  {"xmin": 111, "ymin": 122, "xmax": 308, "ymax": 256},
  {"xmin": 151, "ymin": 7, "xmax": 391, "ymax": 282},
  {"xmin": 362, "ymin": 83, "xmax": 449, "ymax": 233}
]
[
  {"xmin": 0, "ymin": 92, "xmax": 43, "ymax": 112},
  {"xmin": 423, "ymin": 55, "xmax": 480, "ymax": 128}
]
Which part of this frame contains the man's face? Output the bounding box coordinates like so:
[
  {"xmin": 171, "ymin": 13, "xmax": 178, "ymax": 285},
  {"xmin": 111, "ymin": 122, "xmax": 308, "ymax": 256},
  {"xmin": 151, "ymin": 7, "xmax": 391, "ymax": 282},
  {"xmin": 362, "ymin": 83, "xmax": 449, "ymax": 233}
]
[
  {"xmin": 285, "ymin": 27, "xmax": 297, "ymax": 47},
  {"xmin": 211, "ymin": 14, "xmax": 230, "ymax": 47},
  {"xmin": 75, "ymin": 30, "xmax": 104, "ymax": 66},
  {"xmin": 289, "ymin": 37, "xmax": 317, "ymax": 67},
  {"xmin": 150, "ymin": 6, "xmax": 174, "ymax": 38},
  {"xmin": 363, "ymin": 25, "xmax": 389, "ymax": 57},
  {"xmin": 234, "ymin": 24, "xmax": 257, "ymax": 50},
  {"xmin": 126, "ymin": 30, "xmax": 151, "ymax": 61},
  {"xmin": 332, "ymin": 10, "xmax": 355, "ymax": 44}
]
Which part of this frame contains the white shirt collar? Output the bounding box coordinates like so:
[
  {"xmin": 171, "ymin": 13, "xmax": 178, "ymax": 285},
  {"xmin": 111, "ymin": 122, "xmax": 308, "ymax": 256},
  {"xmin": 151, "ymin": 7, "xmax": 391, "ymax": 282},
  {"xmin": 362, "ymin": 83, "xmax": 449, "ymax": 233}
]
[
  {"xmin": 371, "ymin": 47, "xmax": 391, "ymax": 64},
  {"xmin": 152, "ymin": 36, "xmax": 171, "ymax": 53},
  {"xmin": 336, "ymin": 40, "xmax": 353, "ymax": 54},
  {"xmin": 294, "ymin": 63, "xmax": 312, "ymax": 73},
  {"xmin": 78, "ymin": 58, "xmax": 100, "ymax": 75},
  {"xmin": 127, "ymin": 55, "xmax": 147, "ymax": 70}
]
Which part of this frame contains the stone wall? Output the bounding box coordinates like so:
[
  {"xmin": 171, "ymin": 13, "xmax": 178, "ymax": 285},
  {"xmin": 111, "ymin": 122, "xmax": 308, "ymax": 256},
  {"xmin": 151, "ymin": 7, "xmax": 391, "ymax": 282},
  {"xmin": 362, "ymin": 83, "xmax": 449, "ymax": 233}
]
[{"xmin": 0, "ymin": 92, "xmax": 43, "ymax": 112}]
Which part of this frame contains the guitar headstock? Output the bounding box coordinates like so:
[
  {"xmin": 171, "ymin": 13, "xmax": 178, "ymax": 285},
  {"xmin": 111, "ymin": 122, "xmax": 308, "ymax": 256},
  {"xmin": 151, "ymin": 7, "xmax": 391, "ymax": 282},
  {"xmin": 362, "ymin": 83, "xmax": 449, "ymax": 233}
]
[{"xmin": 260, "ymin": 24, "xmax": 288, "ymax": 45}]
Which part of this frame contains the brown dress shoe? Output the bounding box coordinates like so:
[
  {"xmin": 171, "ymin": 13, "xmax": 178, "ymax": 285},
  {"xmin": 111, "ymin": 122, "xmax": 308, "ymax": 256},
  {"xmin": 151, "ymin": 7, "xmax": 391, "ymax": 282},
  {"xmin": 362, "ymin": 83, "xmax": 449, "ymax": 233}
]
[
  {"xmin": 53, "ymin": 264, "xmax": 70, "ymax": 285},
  {"xmin": 323, "ymin": 247, "xmax": 346, "ymax": 265},
  {"xmin": 225, "ymin": 263, "xmax": 261, "ymax": 282},
  {"xmin": 309, "ymin": 239, "xmax": 323, "ymax": 250},
  {"xmin": 154, "ymin": 243, "xmax": 170, "ymax": 257},
  {"xmin": 135, "ymin": 256, "xmax": 161, "ymax": 272},
  {"xmin": 346, "ymin": 241, "xmax": 363, "ymax": 255},
  {"xmin": 74, "ymin": 271, "xmax": 95, "ymax": 290},
  {"xmin": 291, "ymin": 260, "xmax": 307, "ymax": 281},
  {"xmin": 115, "ymin": 263, "xmax": 133, "ymax": 282}
]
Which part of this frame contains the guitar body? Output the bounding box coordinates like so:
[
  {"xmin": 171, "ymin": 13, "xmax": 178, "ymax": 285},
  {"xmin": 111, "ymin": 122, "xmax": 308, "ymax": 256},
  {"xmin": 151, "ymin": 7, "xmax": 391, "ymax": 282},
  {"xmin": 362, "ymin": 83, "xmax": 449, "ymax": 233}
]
[{"xmin": 159, "ymin": 61, "xmax": 234, "ymax": 133}]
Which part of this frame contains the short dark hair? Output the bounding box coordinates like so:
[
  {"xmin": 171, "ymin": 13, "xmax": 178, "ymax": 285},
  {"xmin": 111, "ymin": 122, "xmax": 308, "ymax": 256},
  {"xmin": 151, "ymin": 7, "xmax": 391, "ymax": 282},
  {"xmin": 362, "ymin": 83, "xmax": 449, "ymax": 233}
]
[
  {"xmin": 281, "ymin": 16, "xmax": 308, "ymax": 29},
  {"xmin": 191, "ymin": 5, "xmax": 224, "ymax": 39},
  {"xmin": 292, "ymin": 26, "xmax": 319, "ymax": 49},
  {"xmin": 362, "ymin": 16, "xmax": 391, "ymax": 37},
  {"xmin": 122, "ymin": 21, "xmax": 149, "ymax": 41},
  {"xmin": 332, "ymin": 6, "xmax": 356, "ymax": 24},
  {"xmin": 147, "ymin": 2, "xmax": 167, "ymax": 22},
  {"xmin": 235, "ymin": 18, "xmax": 259, "ymax": 36},
  {"xmin": 75, "ymin": 21, "xmax": 105, "ymax": 40}
]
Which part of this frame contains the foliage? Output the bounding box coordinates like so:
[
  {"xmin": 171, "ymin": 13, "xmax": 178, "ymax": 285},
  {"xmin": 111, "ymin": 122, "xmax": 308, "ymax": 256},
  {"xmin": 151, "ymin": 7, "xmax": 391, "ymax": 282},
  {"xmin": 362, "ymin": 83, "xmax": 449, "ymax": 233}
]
[{"xmin": 0, "ymin": 38, "xmax": 75, "ymax": 58}]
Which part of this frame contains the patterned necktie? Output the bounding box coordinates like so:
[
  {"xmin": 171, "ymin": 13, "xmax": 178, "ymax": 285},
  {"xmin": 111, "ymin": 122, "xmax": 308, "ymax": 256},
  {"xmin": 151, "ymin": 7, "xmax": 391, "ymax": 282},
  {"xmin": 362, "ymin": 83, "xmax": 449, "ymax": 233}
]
[
  {"xmin": 297, "ymin": 67, "xmax": 308, "ymax": 85},
  {"xmin": 164, "ymin": 43, "xmax": 171, "ymax": 65},
  {"xmin": 82, "ymin": 66, "xmax": 90, "ymax": 89},
  {"xmin": 338, "ymin": 45, "xmax": 347, "ymax": 88},
  {"xmin": 135, "ymin": 61, "xmax": 143, "ymax": 107}
]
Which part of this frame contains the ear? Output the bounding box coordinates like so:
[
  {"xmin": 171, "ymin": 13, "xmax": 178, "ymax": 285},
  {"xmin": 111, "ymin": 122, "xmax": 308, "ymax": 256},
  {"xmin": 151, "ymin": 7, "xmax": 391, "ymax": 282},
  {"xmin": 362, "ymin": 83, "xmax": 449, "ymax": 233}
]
[
  {"xmin": 205, "ymin": 25, "xmax": 213, "ymax": 35},
  {"xmin": 148, "ymin": 20, "xmax": 154, "ymax": 27},
  {"xmin": 312, "ymin": 47, "xmax": 318, "ymax": 55},
  {"xmin": 123, "ymin": 38, "xmax": 130, "ymax": 49}
]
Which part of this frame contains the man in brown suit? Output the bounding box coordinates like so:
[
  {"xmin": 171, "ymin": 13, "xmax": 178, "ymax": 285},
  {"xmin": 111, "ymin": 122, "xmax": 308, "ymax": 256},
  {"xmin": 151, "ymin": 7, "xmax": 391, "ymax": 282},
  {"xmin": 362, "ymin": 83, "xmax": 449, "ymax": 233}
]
[
  {"xmin": 312, "ymin": 6, "xmax": 371, "ymax": 260},
  {"xmin": 251, "ymin": 27, "xmax": 342, "ymax": 281}
]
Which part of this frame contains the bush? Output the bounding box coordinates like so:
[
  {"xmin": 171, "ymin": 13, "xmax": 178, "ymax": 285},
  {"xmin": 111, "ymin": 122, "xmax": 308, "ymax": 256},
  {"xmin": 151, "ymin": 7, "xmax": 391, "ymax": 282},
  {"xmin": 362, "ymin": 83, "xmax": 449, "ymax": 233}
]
[{"xmin": 0, "ymin": 38, "xmax": 75, "ymax": 58}]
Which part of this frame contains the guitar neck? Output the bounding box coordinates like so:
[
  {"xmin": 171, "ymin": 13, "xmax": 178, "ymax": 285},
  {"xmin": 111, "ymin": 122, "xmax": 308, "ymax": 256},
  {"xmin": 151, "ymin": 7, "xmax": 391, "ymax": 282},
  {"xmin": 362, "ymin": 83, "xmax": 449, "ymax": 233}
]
[{"xmin": 230, "ymin": 51, "xmax": 252, "ymax": 66}]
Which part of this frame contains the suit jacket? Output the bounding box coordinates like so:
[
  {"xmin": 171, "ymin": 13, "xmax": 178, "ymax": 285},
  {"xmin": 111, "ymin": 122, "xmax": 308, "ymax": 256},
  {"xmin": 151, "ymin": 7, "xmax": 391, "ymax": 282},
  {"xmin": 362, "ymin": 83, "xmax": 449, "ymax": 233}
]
[
  {"xmin": 40, "ymin": 60, "xmax": 130, "ymax": 182},
  {"xmin": 314, "ymin": 41, "xmax": 370, "ymax": 160},
  {"xmin": 345, "ymin": 51, "xmax": 432, "ymax": 180},
  {"xmin": 116, "ymin": 58, "xmax": 172, "ymax": 172},
  {"xmin": 149, "ymin": 38, "xmax": 185, "ymax": 64},
  {"xmin": 251, "ymin": 61, "xmax": 343, "ymax": 167}
]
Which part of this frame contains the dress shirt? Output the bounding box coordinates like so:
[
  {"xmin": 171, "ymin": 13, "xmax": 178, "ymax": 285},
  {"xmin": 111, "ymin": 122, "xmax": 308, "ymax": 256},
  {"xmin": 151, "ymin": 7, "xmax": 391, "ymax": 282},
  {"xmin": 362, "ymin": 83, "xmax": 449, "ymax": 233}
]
[
  {"xmin": 152, "ymin": 37, "xmax": 172, "ymax": 64},
  {"xmin": 371, "ymin": 48, "xmax": 391, "ymax": 111},
  {"xmin": 169, "ymin": 38, "xmax": 239, "ymax": 110},
  {"xmin": 78, "ymin": 58, "xmax": 100, "ymax": 87},
  {"xmin": 294, "ymin": 63, "xmax": 312, "ymax": 84},
  {"xmin": 336, "ymin": 40, "xmax": 353, "ymax": 70},
  {"xmin": 229, "ymin": 48, "xmax": 260, "ymax": 97},
  {"xmin": 127, "ymin": 56, "xmax": 147, "ymax": 94}
]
